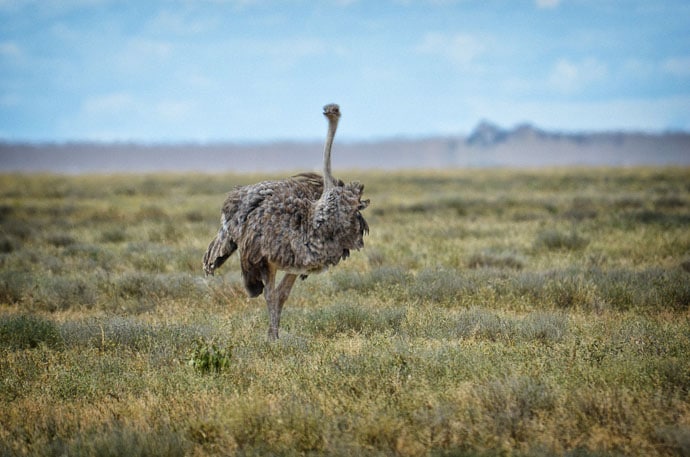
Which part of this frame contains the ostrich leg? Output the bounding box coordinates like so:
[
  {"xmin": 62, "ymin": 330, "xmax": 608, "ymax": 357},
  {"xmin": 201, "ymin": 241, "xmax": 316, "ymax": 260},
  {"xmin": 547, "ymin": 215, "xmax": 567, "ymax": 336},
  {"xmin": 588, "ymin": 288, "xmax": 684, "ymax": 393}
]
[
  {"xmin": 263, "ymin": 265, "xmax": 298, "ymax": 340},
  {"xmin": 262, "ymin": 265, "xmax": 279, "ymax": 340},
  {"xmin": 267, "ymin": 273, "xmax": 297, "ymax": 340},
  {"xmin": 275, "ymin": 273, "xmax": 297, "ymax": 324}
]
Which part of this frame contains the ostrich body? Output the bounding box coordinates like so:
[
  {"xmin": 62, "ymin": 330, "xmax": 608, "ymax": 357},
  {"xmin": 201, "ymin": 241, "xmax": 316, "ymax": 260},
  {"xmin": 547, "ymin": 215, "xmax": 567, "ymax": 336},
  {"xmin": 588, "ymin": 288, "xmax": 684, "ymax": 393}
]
[{"xmin": 203, "ymin": 104, "xmax": 369, "ymax": 339}]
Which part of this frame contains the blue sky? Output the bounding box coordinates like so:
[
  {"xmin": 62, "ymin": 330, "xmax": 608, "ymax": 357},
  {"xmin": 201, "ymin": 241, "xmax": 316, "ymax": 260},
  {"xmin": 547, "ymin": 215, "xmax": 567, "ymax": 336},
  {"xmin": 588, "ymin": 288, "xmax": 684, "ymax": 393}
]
[{"xmin": 1, "ymin": 0, "xmax": 689, "ymax": 142}]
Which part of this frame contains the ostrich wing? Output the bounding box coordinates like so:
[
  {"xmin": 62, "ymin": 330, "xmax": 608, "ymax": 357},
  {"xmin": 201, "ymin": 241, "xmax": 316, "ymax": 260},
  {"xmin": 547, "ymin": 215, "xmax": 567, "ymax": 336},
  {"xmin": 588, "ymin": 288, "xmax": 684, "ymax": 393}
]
[{"xmin": 202, "ymin": 173, "xmax": 325, "ymax": 276}]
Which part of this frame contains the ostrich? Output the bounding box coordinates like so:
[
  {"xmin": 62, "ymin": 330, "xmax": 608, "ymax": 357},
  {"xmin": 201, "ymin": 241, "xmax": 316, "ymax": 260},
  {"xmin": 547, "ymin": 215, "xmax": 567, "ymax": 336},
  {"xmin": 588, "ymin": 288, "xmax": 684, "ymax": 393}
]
[{"xmin": 203, "ymin": 104, "xmax": 369, "ymax": 339}]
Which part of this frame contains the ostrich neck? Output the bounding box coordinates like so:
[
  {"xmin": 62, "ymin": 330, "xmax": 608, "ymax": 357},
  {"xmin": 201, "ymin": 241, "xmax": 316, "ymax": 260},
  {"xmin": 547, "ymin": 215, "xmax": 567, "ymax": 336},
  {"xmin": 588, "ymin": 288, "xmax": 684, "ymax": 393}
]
[{"xmin": 322, "ymin": 118, "xmax": 338, "ymax": 190}]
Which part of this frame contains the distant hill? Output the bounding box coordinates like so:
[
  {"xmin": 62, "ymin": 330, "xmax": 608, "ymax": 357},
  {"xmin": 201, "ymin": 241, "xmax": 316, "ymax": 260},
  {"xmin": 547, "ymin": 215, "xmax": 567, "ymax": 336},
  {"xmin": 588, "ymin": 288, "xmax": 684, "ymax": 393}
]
[{"xmin": 1, "ymin": 122, "xmax": 689, "ymax": 173}]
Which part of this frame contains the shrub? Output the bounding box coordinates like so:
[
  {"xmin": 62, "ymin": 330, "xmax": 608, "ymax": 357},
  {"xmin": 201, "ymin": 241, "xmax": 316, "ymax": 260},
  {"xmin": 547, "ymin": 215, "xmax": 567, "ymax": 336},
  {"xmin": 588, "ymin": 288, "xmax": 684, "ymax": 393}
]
[
  {"xmin": 0, "ymin": 314, "xmax": 64, "ymax": 350},
  {"xmin": 184, "ymin": 210, "xmax": 205, "ymax": 222},
  {"xmin": 55, "ymin": 424, "xmax": 189, "ymax": 457},
  {"xmin": 330, "ymin": 266, "xmax": 411, "ymax": 294},
  {"xmin": 188, "ymin": 338, "xmax": 233, "ymax": 373},
  {"xmin": 33, "ymin": 276, "xmax": 98, "ymax": 312},
  {"xmin": 409, "ymin": 268, "xmax": 480, "ymax": 304},
  {"xmin": 59, "ymin": 317, "xmax": 210, "ymax": 360},
  {"xmin": 476, "ymin": 376, "xmax": 556, "ymax": 442},
  {"xmin": 449, "ymin": 309, "xmax": 568, "ymax": 344},
  {"xmin": 0, "ymin": 235, "xmax": 16, "ymax": 253},
  {"xmin": 304, "ymin": 303, "xmax": 406, "ymax": 337},
  {"xmin": 45, "ymin": 232, "xmax": 77, "ymax": 247},
  {"xmin": 124, "ymin": 242, "xmax": 177, "ymax": 273},
  {"xmin": 0, "ymin": 270, "xmax": 31, "ymax": 304},
  {"xmin": 651, "ymin": 270, "xmax": 690, "ymax": 311},
  {"xmin": 369, "ymin": 266, "xmax": 412, "ymax": 288},
  {"xmin": 100, "ymin": 227, "xmax": 127, "ymax": 243},
  {"xmin": 452, "ymin": 307, "xmax": 512, "ymax": 342},
  {"xmin": 467, "ymin": 250, "xmax": 525, "ymax": 270},
  {"xmin": 544, "ymin": 272, "xmax": 596, "ymax": 309},
  {"xmin": 654, "ymin": 425, "xmax": 690, "ymax": 457},
  {"xmin": 534, "ymin": 229, "xmax": 589, "ymax": 251},
  {"xmin": 653, "ymin": 195, "xmax": 686, "ymax": 209},
  {"xmin": 136, "ymin": 205, "xmax": 169, "ymax": 222},
  {"xmin": 518, "ymin": 311, "xmax": 568, "ymax": 343},
  {"xmin": 593, "ymin": 268, "xmax": 690, "ymax": 311},
  {"xmin": 508, "ymin": 271, "xmax": 550, "ymax": 303},
  {"xmin": 366, "ymin": 248, "xmax": 386, "ymax": 267},
  {"xmin": 64, "ymin": 243, "xmax": 115, "ymax": 271},
  {"xmin": 626, "ymin": 210, "xmax": 690, "ymax": 227},
  {"xmin": 1, "ymin": 217, "xmax": 36, "ymax": 242},
  {"xmin": 681, "ymin": 258, "xmax": 690, "ymax": 273},
  {"xmin": 115, "ymin": 272, "xmax": 165, "ymax": 300}
]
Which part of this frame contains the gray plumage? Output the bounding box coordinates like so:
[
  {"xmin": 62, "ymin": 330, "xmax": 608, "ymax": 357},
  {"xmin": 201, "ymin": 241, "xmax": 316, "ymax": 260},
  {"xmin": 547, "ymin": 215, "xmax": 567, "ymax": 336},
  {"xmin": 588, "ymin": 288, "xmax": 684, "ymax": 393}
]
[{"xmin": 203, "ymin": 104, "xmax": 369, "ymax": 339}]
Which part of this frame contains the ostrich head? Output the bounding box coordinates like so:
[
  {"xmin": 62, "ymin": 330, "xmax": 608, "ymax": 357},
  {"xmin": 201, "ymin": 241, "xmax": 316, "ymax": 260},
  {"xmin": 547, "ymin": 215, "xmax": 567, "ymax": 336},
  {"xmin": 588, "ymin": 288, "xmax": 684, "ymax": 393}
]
[
  {"xmin": 323, "ymin": 103, "xmax": 341, "ymax": 121},
  {"xmin": 321, "ymin": 103, "xmax": 340, "ymax": 189}
]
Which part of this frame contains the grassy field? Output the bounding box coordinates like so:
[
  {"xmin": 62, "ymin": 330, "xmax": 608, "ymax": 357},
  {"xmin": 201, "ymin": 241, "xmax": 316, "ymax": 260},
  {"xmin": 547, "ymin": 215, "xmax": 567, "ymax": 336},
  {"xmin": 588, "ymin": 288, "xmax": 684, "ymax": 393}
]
[{"xmin": 0, "ymin": 167, "xmax": 689, "ymax": 456}]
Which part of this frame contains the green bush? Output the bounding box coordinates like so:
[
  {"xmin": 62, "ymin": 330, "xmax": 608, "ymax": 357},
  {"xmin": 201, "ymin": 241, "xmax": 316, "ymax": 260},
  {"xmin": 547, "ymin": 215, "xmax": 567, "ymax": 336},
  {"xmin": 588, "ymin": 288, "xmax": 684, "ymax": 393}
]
[
  {"xmin": 188, "ymin": 338, "xmax": 233, "ymax": 374},
  {"xmin": 33, "ymin": 276, "xmax": 98, "ymax": 311},
  {"xmin": 518, "ymin": 311, "xmax": 568, "ymax": 343},
  {"xmin": 100, "ymin": 227, "xmax": 128, "ymax": 243},
  {"xmin": 303, "ymin": 302, "xmax": 406, "ymax": 337},
  {"xmin": 593, "ymin": 268, "xmax": 690, "ymax": 311},
  {"xmin": 452, "ymin": 307, "xmax": 512, "ymax": 341},
  {"xmin": 410, "ymin": 268, "xmax": 480, "ymax": 304},
  {"xmin": 115, "ymin": 272, "xmax": 165, "ymax": 300},
  {"xmin": 44, "ymin": 232, "xmax": 77, "ymax": 248},
  {"xmin": 449, "ymin": 308, "xmax": 568, "ymax": 344},
  {"xmin": 534, "ymin": 229, "xmax": 589, "ymax": 251},
  {"xmin": 51, "ymin": 424, "xmax": 189, "ymax": 457},
  {"xmin": 0, "ymin": 270, "xmax": 31, "ymax": 304},
  {"xmin": 0, "ymin": 314, "xmax": 64, "ymax": 350},
  {"xmin": 0, "ymin": 234, "xmax": 17, "ymax": 253},
  {"xmin": 467, "ymin": 250, "xmax": 525, "ymax": 270},
  {"xmin": 331, "ymin": 266, "xmax": 411, "ymax": 294},
  {"xmin": 476, "ymin": 376, "xmax": 556, "ymax": 442}
]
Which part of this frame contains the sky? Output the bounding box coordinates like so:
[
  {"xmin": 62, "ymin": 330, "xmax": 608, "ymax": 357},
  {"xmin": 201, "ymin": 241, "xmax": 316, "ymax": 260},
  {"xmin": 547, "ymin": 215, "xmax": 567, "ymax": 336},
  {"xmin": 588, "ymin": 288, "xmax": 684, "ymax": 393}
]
[{"xmin": 1, "ymin": 0, "xmax": 689, "ymax": 143}]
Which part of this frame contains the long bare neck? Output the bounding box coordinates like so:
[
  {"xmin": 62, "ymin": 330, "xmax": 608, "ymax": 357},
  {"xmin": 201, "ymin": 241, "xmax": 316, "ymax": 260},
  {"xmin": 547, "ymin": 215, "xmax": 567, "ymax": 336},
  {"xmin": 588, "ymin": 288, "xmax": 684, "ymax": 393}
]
[{"xmin": 323, "ymin": 117, "xmax": 339, "ymax": 191}]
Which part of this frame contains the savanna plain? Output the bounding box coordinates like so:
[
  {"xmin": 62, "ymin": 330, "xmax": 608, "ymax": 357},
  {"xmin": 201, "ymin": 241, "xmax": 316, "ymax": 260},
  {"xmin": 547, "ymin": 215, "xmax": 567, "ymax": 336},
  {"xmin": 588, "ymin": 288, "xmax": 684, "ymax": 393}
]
[{"xmin": 1, "ymin": 167, "xmax": 689, "ymax": 456}]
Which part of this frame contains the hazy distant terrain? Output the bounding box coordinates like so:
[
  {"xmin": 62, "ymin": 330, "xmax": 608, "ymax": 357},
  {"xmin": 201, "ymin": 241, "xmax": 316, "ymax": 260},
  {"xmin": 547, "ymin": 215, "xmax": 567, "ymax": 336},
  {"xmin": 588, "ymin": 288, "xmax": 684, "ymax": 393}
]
[{"xmin": 2, "ymin": 122, "xmax": 689, "ymax": 173}]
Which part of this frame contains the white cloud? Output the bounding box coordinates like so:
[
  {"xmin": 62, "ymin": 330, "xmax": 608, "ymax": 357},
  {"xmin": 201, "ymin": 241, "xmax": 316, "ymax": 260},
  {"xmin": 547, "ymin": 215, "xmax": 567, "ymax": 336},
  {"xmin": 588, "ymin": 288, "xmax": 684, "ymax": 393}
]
[
  {"xmin": 154, "ymin": 100, "xmax": 195, "ymax": 121},
  {"xmin": 622, "ymin": 58, "xmax": 655, "ymax": 77},
  {"xmin": 0, "ymin": 93, "xmax": 20, "ymax": 107},
  {"xmin": 663, "ymin": 56, "xmax": 690, "ymax": 77},
  {"xmin": 333, "ymin": 0, "xmax": 359, "ymax": 6},
  {"xmin": 548, "ymin": 58, "xmax": 607, "ymax": 93},
  {"xmin": 0, "ymin": 41, "xmax": 20, "ymax": 57},
  {"xmin": 415, "ymin": 32, "xmax": 485, "ymax": 67},
  {"xmin": 233, "ymin": 37, "xmax": 328, "ymax": 69},
  {"xmin": 148, "ymin": 9, "xmax": 219, "ymax": 35},
  {"xmin": 81, "ymin": 93, "xmax": 196, "ymax": 120},
  {"xmin": 177, "ymin": 0, "xmax": 261, "ymax": 10},
  {"xmin": 82, "ymin": 93, "xmax": 137, "ymax": 115},
  {"xmin": 0, "ymin": 0, "xmax": 111, "ymax": 14},
  {"xmin": 71, "ymin": 93, "xmax": 199, "ymax": 140},
  {"xmin": 535, "ymin": 0, "xmax": 560, "ymax": 9},
  {"xmin": 274, "ymin": 39, "xmax": 327, "ymax": 60},
  {"xmin": 114, "ymin": 38, "xmax": 174, "ymax": 73},
  {"xmin": 393, "ymin": 0, "xmax": 467, "ymax": 4}
]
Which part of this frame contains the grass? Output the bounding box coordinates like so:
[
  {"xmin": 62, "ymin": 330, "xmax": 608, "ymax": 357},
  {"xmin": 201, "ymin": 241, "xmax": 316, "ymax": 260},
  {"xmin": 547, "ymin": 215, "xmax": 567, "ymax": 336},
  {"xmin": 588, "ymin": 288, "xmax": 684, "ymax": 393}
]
[{"xmin": 1, "ymin": 167, "xmax": 689, "ymax": 456}]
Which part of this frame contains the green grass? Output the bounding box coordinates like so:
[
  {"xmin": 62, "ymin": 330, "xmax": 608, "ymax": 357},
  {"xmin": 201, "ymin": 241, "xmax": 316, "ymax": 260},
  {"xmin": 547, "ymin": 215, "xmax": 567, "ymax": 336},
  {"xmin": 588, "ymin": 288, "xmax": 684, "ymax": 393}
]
[{"xmin": 1, "ymin": 167, "xmax": 689, "ymax": 456}]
